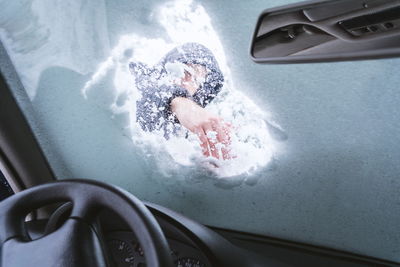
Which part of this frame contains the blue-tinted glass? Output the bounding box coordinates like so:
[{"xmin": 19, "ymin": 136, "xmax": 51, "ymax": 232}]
[{"xmin": 0, "ymin": 0, "xmax": 399, "ymax": 263}]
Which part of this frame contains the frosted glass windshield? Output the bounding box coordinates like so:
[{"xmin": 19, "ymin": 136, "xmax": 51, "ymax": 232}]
[{"xmin": 1, "ymin": 0, "xmax": 400, "ymax": 263}]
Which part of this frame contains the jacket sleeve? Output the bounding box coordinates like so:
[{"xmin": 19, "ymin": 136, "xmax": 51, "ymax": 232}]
[{"xmin": 136, "ymin": 84, "xmax": 189, "ymax": 134}]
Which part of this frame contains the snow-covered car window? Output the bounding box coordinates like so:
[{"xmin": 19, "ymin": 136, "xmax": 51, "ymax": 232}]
[{"xmin": 1, "ymin": 0, "xmax": 400, "ymax": 263}]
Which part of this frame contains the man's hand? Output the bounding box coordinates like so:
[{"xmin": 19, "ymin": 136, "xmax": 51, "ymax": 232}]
[{"xmin": 171, "ymin": 97, "xmax": 232, "ymax": 159}]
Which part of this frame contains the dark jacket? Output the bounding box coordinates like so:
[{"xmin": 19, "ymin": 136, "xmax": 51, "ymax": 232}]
[{"xmin": 129, "ymin": 43, "xmax": 224, "ymax": 138}]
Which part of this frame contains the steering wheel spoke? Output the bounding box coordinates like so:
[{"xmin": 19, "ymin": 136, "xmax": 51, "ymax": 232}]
[{"xmin": 0, "ymin": 179, "xmax": 174, "ymax": 267}]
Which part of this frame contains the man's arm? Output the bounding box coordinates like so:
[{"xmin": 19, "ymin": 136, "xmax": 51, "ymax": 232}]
[
  {"xmin": 136, "ymin": 84, "xmax": 188, "ymax": 134},
  {"xmin": 171, "ymin": 97, "xmax": 231, "ymax": 159}
]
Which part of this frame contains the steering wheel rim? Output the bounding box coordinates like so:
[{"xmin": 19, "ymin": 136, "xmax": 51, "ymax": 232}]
[{"xmin": 0, "ymin": 179, "xmax": 174, "ymax": 267}]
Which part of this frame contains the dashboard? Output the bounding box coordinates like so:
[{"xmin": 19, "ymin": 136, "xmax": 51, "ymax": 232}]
[
  {"xmin": 98, "ymin": 202, "xmax": 273, "ymax": 267},
  {"xmin": 25, "ymin": 201, "xmax": 273, "ymax": 267},
  {"xmin": 25, "ymin": 202, "xmax": 392, "ymax": 267},
  {"xmin": 106, "ymin": 231, "xmax": 209, "ymax": 267}
]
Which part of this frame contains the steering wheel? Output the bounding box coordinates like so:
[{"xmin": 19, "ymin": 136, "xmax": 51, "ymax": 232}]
[{"xmin": 0, "ymin": 179, "xmax": 174, "ymax": 267}]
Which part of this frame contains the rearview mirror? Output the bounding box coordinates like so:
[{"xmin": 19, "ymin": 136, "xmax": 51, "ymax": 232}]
[{"xmin": 250, "ymin": 0, "xmax": 400, "ymax": 63}]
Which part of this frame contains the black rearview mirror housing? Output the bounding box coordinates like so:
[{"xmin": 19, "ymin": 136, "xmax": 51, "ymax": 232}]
[{"xmin": 250, "ymin": 0, "xmax": 400, "ymax": 63}]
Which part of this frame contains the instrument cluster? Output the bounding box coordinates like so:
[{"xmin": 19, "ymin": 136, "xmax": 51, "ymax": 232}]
[{"xmin": 107, "ymin": 231, "xmax": 209, "ymax": 267}]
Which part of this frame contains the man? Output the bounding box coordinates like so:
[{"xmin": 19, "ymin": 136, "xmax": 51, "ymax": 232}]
[{"xmin": 130, "ymin": 43, "xmax": 231, "ymax": 160}]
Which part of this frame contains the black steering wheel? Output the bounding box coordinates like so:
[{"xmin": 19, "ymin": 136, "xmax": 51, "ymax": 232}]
[{"xmin": 0, "ymin": 179, "xmax": 174, "ymax": 267}]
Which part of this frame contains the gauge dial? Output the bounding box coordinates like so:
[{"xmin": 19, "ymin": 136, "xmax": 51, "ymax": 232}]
[
  {"xmin": 176, "ymin": 257, "xmax": 205, "ymax": 267},
  {"xmin": 108, "ymin": 239, "xmax": 135, "ymax": 267}
]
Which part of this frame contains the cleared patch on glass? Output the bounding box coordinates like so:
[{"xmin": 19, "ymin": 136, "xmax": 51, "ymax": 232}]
[{"xmin": 82, "ymin": 0, "xmax": 287, "ymax": 183}]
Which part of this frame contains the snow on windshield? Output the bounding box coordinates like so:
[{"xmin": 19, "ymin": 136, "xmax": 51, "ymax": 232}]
[
  {"xmin": 0, "ymin": 0, "xmax": 110, "ymax": 100},
  {"xmin": 82, "ymin": 0, "xmax": 286, "ymax": 183},
  {"xmin": 0, "ymin": 0, "xmax": 286, "ymax": 186}
]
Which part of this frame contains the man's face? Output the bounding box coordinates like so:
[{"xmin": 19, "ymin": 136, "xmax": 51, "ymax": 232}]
[{"xmin": 181, "ymin": 64, "xmax": 207, "ymax": 95}]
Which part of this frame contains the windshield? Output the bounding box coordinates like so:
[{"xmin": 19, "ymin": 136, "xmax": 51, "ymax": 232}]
[{"xmin": 1, "ymin": 0, "xmax": 400, "ymax": 263}]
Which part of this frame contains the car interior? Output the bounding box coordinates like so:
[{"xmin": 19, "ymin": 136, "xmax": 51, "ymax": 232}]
[{"xmin": 1, "ymin": 0, "xmax": 400, "ymax": 266}]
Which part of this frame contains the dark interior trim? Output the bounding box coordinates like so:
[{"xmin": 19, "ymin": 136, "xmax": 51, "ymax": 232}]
[
  {"xmin": 212, "ymin": 226, "xmax": 400, "ymax": 266},
  {"xmin": 0, "ymin": 43, "xmax": 56, "ymax": 190}
]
